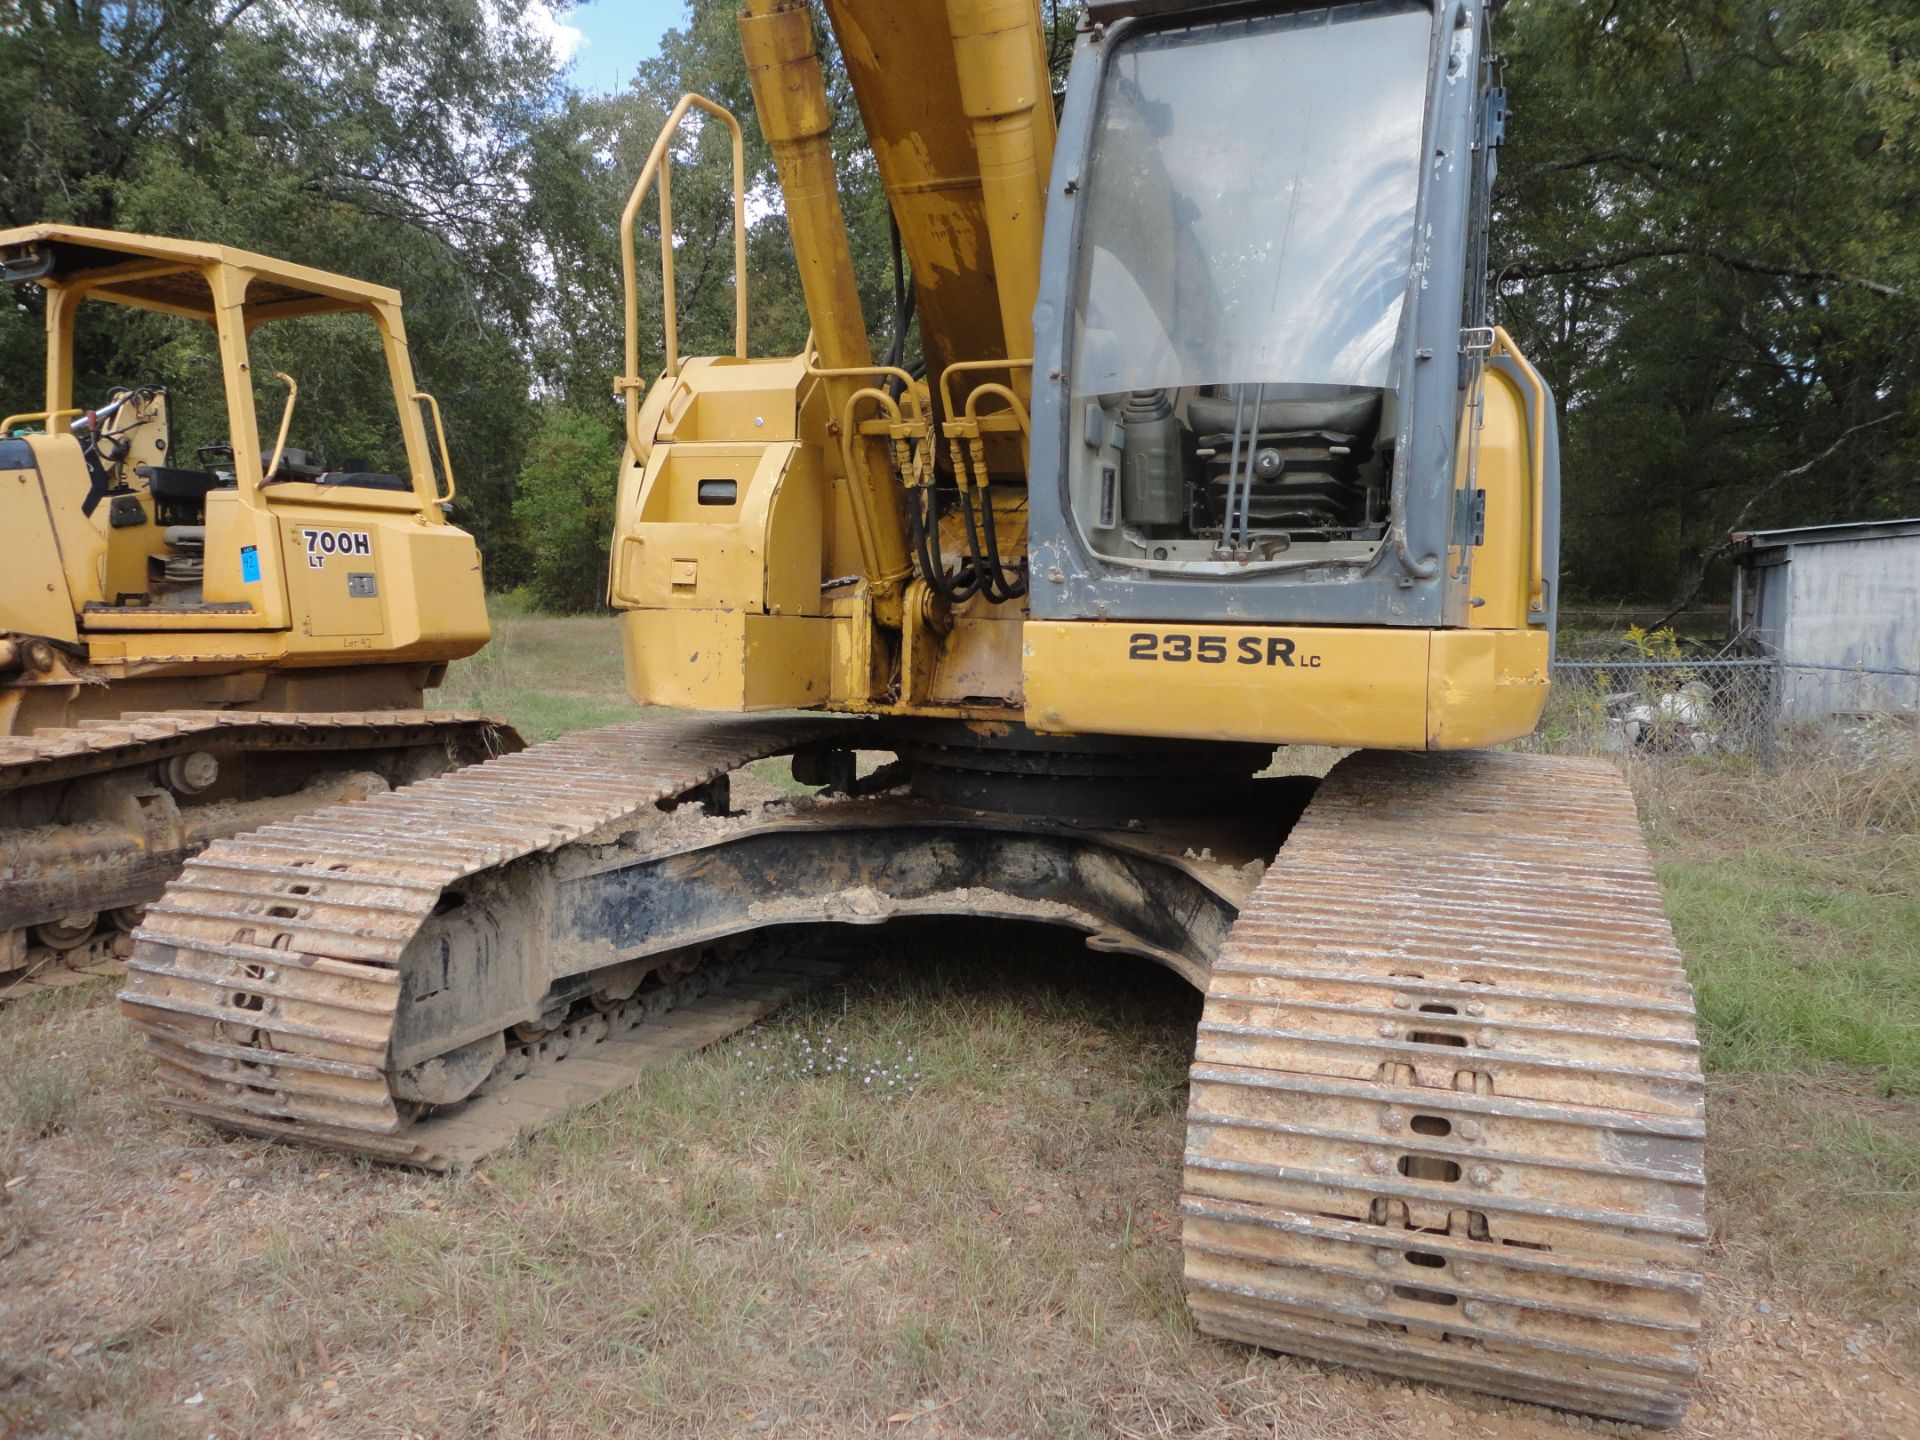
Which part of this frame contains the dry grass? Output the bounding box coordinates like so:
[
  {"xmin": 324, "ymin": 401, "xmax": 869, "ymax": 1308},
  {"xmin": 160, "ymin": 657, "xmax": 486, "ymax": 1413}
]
[
  {"xmin": 0, "ymin": 934, "xmax": 1458, "ymax": 1440},
  {"xmin": 1616, "ymin": 743, "xmax": 1920, "ymax": 1342},
  {"xmin": 435, "ymin": 599, "xmax": 644, "ymax": 741},
  {"xmin": 3, "ymin": 613, "xmax": 1918, "ymax": 1437}
]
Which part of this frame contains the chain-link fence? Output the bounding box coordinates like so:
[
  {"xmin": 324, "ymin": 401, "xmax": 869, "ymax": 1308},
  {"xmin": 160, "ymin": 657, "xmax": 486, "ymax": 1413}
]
[{"xmin": 1536, "ymin": 656, "xmax": 1920, "ymax": 763}]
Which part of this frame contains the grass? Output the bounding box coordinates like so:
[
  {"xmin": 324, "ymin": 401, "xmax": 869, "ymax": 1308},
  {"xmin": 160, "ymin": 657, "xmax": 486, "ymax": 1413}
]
[
  {"xmin": 3, "ymin": 934, "xmax": 1408, "ymax": 1439},
  {"xmin": 435, "ymin": 598, "xmax": 644, "ymax": 741},
  {"xmin": 1617, "ymin": 741, "xmax": 1920, "ymax": 1331},
  {"xmin": 2, "ymin": 610, "xmax": 1917, "ymax": 1436},
  {"xmin": 1633, "ymin": 746, "xmax": 1920, "ymax": 1092}
]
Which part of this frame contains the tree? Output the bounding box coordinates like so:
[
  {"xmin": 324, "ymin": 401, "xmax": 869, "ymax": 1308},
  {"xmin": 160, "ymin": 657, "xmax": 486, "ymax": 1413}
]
[
  {"xmin": 1493, "ymin": 1, "xmax": 1920, "ymax": 610},
  {"xmin": 512, "ymin": 404, "xmax": 623, "ymax": 612},
  {"xmin": 518, "ymin": 0, "xmax": 910, "ymax": 415},
  {"xmin": 0, "ymin": 0, "xmax": 569, "ymax": 583},
  {"xmin": 504, "ymin": 0, "xmax": 959, "ymax": 611}
]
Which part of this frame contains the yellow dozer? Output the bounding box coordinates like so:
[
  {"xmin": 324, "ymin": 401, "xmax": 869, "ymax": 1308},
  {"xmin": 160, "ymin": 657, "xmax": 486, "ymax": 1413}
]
[
  {"xmin": 1, "ymin": 226, "xmax": 519, "ymax": 994},
  {"xmin": 123, "ymin": 2, "xmax": 1704, "ymax": 1425}
]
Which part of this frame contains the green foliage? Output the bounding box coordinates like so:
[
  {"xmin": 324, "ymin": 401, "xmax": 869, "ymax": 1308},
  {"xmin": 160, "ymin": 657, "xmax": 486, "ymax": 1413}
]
[
  {"xmin": 1496, "ymin": 1, "xmax": 1920, "ymax": 606},
  {"xmin": 513, "ymin": 405, "xmax": 623, "ymax": 613},
  {"xmin": 517, "ymin": 0, "xmax": 902, "ymax": 411},
  {"xmin": 0, "ymin": 0, "xmax": 563, "ymax": 583},
  {"xmin": 1624, "ymin": 625, "xmax": 1686, "ymax": 661}
]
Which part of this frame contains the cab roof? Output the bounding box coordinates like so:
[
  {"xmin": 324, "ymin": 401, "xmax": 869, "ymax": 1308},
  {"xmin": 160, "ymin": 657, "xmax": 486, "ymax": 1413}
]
[{"xmin": 0, "ymin": 224, "xmax": 401, "ymax": 322}]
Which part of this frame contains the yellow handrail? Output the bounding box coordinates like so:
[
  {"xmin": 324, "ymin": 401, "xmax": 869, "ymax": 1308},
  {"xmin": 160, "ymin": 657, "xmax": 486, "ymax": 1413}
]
[
  {"xmin": 1491, "ymin": 326, "xmax": 1549, "ymax": 616},
  {"xmin": 412, "ymin": 391, "xmax": 456, "ymax": 505},
  {"xmin": 615, "ymin": 93, "xmax": 748, "ymax": 456},
  {"xmin": 263, "ymin": 372, "xmax": 299, "ymax": 483},
  {"xmin": 2, "ymin": 407, "xmax": 85, "ymax": 434}
]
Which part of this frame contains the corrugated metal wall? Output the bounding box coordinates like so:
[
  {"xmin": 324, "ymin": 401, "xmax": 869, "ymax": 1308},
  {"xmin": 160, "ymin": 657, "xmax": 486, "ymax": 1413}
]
[{"xmin": 1768, "ymin": 536, "xmax": 1920, "ymax": 720}]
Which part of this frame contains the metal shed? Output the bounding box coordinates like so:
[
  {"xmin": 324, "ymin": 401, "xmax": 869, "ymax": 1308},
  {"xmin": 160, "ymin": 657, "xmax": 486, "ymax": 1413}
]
[{"xmin": 1731, "ymin": 518, "xmax": 1920, "ymax": 722}]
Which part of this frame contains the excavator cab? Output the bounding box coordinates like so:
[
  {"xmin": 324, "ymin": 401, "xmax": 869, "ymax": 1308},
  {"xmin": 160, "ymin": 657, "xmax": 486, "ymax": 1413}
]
[
  {"xmin": 0, "ymin": 225, "xmax": 489, "ymax": 730},
  {"xmin": 1020, "ymin": 0, "xmax": 1557, "ymax": 746}
]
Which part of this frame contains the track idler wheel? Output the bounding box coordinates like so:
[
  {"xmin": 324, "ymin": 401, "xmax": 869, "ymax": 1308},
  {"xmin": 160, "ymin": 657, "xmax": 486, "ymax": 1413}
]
[{"xmin": 34, "ymin": 913, "xmax": 99, "ymax": 952}]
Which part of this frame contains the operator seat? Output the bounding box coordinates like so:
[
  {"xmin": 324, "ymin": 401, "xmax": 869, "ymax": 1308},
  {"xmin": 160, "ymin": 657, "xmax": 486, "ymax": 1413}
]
[
  {"xmin": 1186, "ymin": 384, "xmax": 1385, "ymax": 533},
  {"xmin": 136, "ymin": 463, "xmax": 233, "ymax": 525}
]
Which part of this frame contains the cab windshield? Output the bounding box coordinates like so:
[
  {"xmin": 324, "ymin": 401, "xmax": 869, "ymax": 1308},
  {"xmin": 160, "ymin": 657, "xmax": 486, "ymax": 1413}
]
[{"xmin": 1067, "ymin": 2, "xmax": 1431, "ymax": 566}]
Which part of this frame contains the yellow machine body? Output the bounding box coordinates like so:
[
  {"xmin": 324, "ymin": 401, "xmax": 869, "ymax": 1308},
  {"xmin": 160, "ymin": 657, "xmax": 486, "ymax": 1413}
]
[
  {"xmin": 610, "ymin": 2, "xmax": 1552, "ymax": 750},
  {"xmin": 0, "ymin": 225, "xmax": 491, "ymax": 733}
]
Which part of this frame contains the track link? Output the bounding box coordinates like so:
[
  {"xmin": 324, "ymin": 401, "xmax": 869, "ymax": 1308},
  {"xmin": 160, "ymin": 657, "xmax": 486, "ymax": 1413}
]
[
  {"xmin": 119, "ymin": 716, "xmax": 842, "ymax": 1168},
  {"xmin": 1181, "ymin": 749, "xmax": 1704, "ymax": 1426},
  {"xmin": 2, "ymin": 710, "xmax": 516, "ymax": 999}
]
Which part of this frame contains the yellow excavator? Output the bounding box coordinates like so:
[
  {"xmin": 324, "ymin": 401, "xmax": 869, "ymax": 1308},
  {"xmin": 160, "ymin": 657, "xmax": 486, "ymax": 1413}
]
[
  {"xmin": 1, "ymin": 226, "xmax": 519, "ymax": 994},
  {"xmin": 123, "ymin": 1, "xmax": 1704, "ymax": 1425}
]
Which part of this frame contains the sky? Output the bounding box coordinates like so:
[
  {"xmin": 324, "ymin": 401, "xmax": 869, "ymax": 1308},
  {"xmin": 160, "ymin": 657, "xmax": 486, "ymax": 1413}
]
[{"xmin": 534, "ymin": 1, "xmax": 687, "ymax": 94}]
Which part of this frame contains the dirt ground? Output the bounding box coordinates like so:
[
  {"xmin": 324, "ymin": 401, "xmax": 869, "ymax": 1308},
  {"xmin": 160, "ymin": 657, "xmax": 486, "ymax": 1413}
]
[
  {"xmin": 2, "ymin": 936, "xmax": 1916, "ymax": 1440},
  {"xmin": 5, "ymin": 622, "xmax": 1916, "ymax": 1437}
]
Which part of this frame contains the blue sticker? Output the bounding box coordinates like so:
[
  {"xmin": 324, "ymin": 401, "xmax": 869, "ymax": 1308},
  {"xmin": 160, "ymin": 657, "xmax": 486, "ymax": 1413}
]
[{"xmin": 240, "ymin": 545, "xmax": 261, "ymax": 583}]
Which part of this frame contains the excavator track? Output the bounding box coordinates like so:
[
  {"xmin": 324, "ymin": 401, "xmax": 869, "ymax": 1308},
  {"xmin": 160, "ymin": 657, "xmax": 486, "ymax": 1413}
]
[
  {"xmin": 120, "ymin": 725, "xmax": 1702, "ymax": 1423},
  {"xmin": 1181, "ymin": 749, "xmax": 1704, "ymax": 1427},
  {"xmin": 120, "ymin": 716, "xmax": 844, "ymax": 1168},
  {"xmin": 1, "ymin": 710, "xmax": 517, "ymax": 1000}
]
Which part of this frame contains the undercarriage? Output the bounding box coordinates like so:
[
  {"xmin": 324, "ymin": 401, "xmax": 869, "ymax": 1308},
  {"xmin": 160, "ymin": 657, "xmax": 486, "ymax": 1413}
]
[
  {"xmin": 1, "ymin": 711, "xmax": 516, "ymax": 998},
  {"xmin": 121, "ymin": 717, "xmax": 1703, "ymax": 1424}
]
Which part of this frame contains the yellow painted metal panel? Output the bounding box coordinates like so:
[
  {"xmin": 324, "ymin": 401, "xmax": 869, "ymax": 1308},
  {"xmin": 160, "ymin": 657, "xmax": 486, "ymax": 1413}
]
[
  {"xmin": 621, "ymin": 608, "xmax": 831, "ymax": 711},
  {"xmin": 1023, "ymin": 622, "xmax": 1551, "ymax": 750},
  {"xmin": 376, "ymin": 524, "xmax": 492, "ymax": 659},
  {"xmin": 1022, "ymin": 621, "xmax": 1431, "ymax": 747},
  {"xmin": 1468, "ymin": 365, "xmax": 1533, "ymax": 630},
  {"xmin": 269, "ymin": 507, "xmax": 490, "ymax": 659},
  {"xmin": 0, "ymin": 462, "xmax": 81, "ymax": 641},
  {"xmin": 817, "ymin": 0, "xmax": 1012, "ymax": 389},
  {"xmin": 612, "ymin": 440, "xmax": 824, "ymax": 620},
  {"xmin": 653, "ymin": 356, "xmax": 808, "ymax": 445},
  {"xmin": 0, "ymin": 223, "xmax": 404, "ymax": 314},
  {"xmin": 283, "ymin": 515, "xmax": 381, "ymax": 636},
  {"xmin": 21, "ymin": 435, "xmax": 108, "ymax": 613},
  {"xmin": 1426, "ymin": 628, "xmax": 1551, "ymax": 749},
  {"xmin": 200, "ymin": 493, "xmax": 287, "ymax": 626}
]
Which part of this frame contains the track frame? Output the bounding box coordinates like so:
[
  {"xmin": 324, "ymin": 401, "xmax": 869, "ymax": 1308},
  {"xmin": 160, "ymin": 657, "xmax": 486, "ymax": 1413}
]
[{"xmin": 120, "ymin": 722, "xmax": 1702, "ymax": 1425}]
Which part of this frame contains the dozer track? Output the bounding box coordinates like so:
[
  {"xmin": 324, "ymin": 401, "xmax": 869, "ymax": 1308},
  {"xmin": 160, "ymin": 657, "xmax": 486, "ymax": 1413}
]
[
  {"xmin": 120, "ymin": 716, "xmax": 847, "ymax": 1168},
  {"xmin": 1181, "ymin": 750, "xmax": 1704, "ymax": 1427},
  {"xmin": 1, "ymin": 711, "xmax": 517, "ymax": 999}
]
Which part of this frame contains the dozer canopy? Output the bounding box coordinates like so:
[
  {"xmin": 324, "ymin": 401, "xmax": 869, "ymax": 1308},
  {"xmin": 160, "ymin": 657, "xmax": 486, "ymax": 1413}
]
[
  {"xmin": 0, "ymin": 224, "xmax": 483, "ymax": 665},
  {"xmin": 0, "ymin": 224, "xmax": 403, "ymax": 324}
]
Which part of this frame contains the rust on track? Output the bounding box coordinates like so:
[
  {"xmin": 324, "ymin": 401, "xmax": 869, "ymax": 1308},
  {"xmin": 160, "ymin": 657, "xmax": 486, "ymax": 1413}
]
[
  {"xmin": 1181, "ymin": 749, "xmax": 1704, "ymax": 1427},
  {"xmin": 2, "ymin": 710, "xmax": 516, "ymax": 999},
  {"xmin": 120, "ymin": 716, "xmax": 842, "ymax": 1167}
]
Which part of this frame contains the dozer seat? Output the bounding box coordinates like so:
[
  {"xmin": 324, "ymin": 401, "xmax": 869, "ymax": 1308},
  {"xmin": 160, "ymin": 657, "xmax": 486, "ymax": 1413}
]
[
  {"xmin": 137, "ymin": 465, "xmax": 231, "ymax": 503},
  {"xmin": 317, "ymin": 470, "xmax": 411, "ymax": 493}
]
